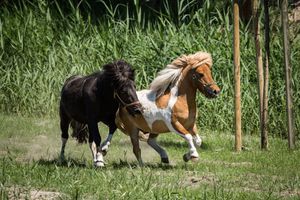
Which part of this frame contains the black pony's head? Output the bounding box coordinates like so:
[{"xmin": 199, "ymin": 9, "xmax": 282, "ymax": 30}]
[{"xmin": 103, "ymin": 60, "xmax": 143, "ymax": 116}]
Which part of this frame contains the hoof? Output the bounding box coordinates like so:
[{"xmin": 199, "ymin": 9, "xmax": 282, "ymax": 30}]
[
  {"xmin": 94, "ymin": 161, "xmax": 105, "ymax": 167},
  {"xmin": 161, "ymin": 157, "xmax": 170, "ymax": 164},
  {"xmin": 190, "ymin": 156, "xmax": 199, "ymax": 162},
  {"xmin": 183, "ymin": 153, "xmax": 191, "ymax": 162}
]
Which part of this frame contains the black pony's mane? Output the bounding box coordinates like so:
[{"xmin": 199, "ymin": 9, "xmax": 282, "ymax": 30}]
[{"xmin": 101, "ymin": 60, "xmax": 135, "ymax": 88}]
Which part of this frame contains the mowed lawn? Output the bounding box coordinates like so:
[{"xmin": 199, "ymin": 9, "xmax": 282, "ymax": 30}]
[{"xmin": 0, "ymin": 114, "xmax": 299, "ymax": 199}]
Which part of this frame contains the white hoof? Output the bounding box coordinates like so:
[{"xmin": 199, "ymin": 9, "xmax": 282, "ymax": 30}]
[
  {"xmin": 183, "ymin": 152, "xmax": 199, "ymax": 162},
  {"xmin": 94, "ymin": 152, "xmax": 105, "ymax": 167},
  {"xmin": 94, "ymin": 161, "xmax": 105, "ymax": 167}
]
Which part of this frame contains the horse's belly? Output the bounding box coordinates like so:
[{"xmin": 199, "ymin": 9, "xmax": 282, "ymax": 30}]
[
  {"xmin": 137, "ymin": 90, "xmax": 173, "ymax": 133},
  {"xmin": 151, "ymin": 120, "xmax": 170, "ymax": 133}
]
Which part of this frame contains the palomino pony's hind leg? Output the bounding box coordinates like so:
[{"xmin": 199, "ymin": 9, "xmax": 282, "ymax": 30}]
[
  {"xmin": 100, "ymin": 123, "xmax": 117, "ymax": 156},
  {"xmin": 129, "ymin": 128, "xmax": 143, "ymax": 166},
  {"xmin": 59, "ymin": 108, "xmax": 70, "ymax": 161},
  {"xmin": 147, "ymin": 134, "xmax": 169, "ymax": 164}
]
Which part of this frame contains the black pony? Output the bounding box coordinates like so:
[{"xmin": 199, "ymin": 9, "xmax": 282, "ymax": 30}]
[{"xmin": 59, "ymin": 60, "xmax": 143, "ymax": 167}]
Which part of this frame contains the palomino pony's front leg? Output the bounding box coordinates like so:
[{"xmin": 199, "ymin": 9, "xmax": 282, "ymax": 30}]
[
  {"xmin": 171, "ymin": 120, "xmax": 199, "ymax": 162},
  {"xmin": 190, "ymin": 124, "xmax": 202, "ymax": 147},
  {"xmin": 87, "ymin": 120, "xmax": 105, "ymax": 167}
]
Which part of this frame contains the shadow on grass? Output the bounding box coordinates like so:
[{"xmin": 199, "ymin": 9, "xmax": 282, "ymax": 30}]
[
  {"xmin": 111, "ymin": 159, "xmax": 181, "ymax": 170},
  {"xmin": 158, "ymin": 140, "xmax": 212, "ymax": 151}
]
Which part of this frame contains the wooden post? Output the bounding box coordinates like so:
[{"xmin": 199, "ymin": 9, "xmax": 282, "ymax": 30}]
[
  {"xmin": 281, "ymin": 0, "xmax": 295, "ymax": 149},
  {"xmin": 233, "ymin": 0, "xmax": 242, "ymax": 151},
  {"xmin": 262, "ymin": 0, "xmax": 269, "ymax": 149},
  {"xmin": 252, "ymin": 0, "xmax": 265, "ymax": 148}
]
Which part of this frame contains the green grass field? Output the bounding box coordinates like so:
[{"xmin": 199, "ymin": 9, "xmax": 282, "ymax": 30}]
[{"xmin": 1, "ymin": 114, "xmax": 299, "ymax": 199}]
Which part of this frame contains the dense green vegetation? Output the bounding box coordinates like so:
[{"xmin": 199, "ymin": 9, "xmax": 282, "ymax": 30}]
[
  {"xmin": 0, "ymin": 114, "xmax": 300, "ymax": 199},
  {"xmin": 0, "ymin": 0, "xmax": 299, "ymax": 137}
]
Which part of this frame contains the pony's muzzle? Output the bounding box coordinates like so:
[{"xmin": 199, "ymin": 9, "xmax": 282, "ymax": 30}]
[
  {"xmin": 126, "ymin": 102, "xmax": 144, "ymax": 116},
  {"xmin": 205, "ymin": 85, "xmax": 221, "ymax": 98}
]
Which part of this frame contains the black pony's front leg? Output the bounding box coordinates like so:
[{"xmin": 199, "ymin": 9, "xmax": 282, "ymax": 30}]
[
  {"xmin": 101, "ymin": 123, "xmax": 117, "ymax": 156},
  {"xmin": 87, "ymin": 120, "xmax": 104, "ymax": 167}
]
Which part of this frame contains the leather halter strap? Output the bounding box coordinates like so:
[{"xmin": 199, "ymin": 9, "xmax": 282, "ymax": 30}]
[
  {"xmin": 114, "ymin": 92, "xmax": 141, "ymax": 108},
  {"xmin": 192, "ymin": 73, "xmax": 216, "ymax": 88}
]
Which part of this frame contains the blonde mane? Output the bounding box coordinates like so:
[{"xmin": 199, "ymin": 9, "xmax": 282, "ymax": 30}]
[{"xmin": 149, "ymin": 51, "xmax": 213, "ymax": 97}]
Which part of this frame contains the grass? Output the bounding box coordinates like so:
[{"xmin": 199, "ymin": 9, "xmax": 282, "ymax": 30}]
[{"xmin": 1, "ymin": 113, "xmax": 300, "ymax": 199}]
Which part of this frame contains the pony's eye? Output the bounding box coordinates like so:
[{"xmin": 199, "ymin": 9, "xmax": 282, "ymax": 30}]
[{"xmin": 197, "ymin": 73, "xmax": 204, "ymax": 78}]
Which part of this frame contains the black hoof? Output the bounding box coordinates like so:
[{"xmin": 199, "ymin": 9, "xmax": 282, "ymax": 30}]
[
  {"xmin": 183, "ymin": 153, "xmax": 190, "ymax": 162},
  {"xmin": 161, "ymin": 157, "xmax": 170, "ymax": 164}
]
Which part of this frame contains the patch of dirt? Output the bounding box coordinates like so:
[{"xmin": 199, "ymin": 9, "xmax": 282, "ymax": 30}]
[
  {"xmin": 23, "ymin": 134, "xmax": 61, "ymax": 161},
  {"xmin": 5, "ymin": 186, "xmax": 65, "ymax": 200},
  {"xmin": 228, "ymin": 173, "xmax": 300, "ymax": 198},
  {"xmin": 30, "ymin": 190, "xmax": 63, "ymax": 200},
  {"xmin": 180, "ymin": 173, "xmax": 217, "ymax": 188}
]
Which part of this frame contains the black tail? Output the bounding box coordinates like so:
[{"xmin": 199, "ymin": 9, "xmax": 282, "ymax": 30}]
[{"xmin": 70, "ymin": 120, "xmax": 89, "ymax": 143}]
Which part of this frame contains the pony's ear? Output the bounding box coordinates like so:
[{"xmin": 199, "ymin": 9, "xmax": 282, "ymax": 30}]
[{"xmin": 102, "ymin": 63, "xmax": 114, "ymax": 71}]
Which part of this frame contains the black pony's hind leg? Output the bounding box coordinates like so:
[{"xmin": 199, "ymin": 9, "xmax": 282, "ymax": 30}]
[
  {"xmin": 59, "ymin": 107, "xmax": 70, "ymax": 162},
  {"xmin": 88, "ymin": 132, "xmax": 97, "ymax": 163},
  {"xmin": 101, "ymin": 123, "xmax": 117, "ymax": 156}
]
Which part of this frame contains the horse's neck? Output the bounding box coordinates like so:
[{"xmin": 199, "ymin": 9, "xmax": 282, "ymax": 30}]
[{"xmin": 176, "ymin": 76, "xmax": 197, "ymax": 110}]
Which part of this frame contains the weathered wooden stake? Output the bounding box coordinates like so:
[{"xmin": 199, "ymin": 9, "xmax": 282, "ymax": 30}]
[
  {"xmin": 281, "ymin": 0, "xmax": 295, "ymax": 149},
  {"xmin": 262, "ymin": 0, "xmax": 270, "ymax": 149},
  {"xmin": 252, "ymin": 0, "xmax": 265, "ymax": 149},
  {"xmin": 234, "ymin": 0, "xmax": 242, "ymax": 152}
]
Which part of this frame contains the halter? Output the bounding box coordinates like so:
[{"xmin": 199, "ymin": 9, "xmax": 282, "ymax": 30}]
[
  {"xmin": 114, "ymin": 91, "xmax": 141, "ymax": 109},
  {"xmin": 192, "ymin": 73, "xmax": 216, "ymax": 88}
]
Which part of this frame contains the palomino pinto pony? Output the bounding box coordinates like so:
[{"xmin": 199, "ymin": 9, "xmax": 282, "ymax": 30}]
[
  {"xmin": 115, "ymin": 52, "xmax": 220, "ymax": 165},
  {"xmin": 59, "ymin": 60, "xmax": 142, "ymax": 167}
]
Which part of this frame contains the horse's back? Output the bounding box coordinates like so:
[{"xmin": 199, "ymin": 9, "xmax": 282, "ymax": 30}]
[{"xmin": 61, "ymin": 75, "xmax": 84, "ymax": 94}]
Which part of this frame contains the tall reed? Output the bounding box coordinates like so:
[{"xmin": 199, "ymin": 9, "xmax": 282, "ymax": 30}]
[{"xmin": 0, "ymin": 0, "xmax": 299, "ymax": 137}]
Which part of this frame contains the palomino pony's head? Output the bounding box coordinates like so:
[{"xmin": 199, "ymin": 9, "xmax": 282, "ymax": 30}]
[
  {"xmin": 103, "ymin": 60, "xmax": 143, "ymax": 116},
  {"xmin": 150, "ymin": 51, "xmax": 220, "ymax": 98},
  {"xmin": 183, "ymin": 52, "xmax": 220, "ymax": 98}
]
